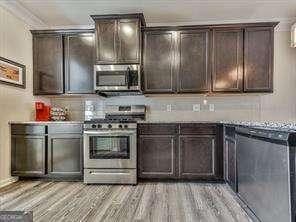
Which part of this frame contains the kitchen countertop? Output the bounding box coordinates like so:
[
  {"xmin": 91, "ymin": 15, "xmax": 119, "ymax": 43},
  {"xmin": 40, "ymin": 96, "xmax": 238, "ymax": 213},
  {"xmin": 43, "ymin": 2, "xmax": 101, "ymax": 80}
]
[
  {"xmin": 9, "ymin": 120, "xmax": 296, "ymax": 132},
  {"xmin": 139, "ymin": 120, "xmax": 296, "ymax": 132},
  {"xmin": 9, "ymin": 121, "xmax": 83, "ymax": 125}
]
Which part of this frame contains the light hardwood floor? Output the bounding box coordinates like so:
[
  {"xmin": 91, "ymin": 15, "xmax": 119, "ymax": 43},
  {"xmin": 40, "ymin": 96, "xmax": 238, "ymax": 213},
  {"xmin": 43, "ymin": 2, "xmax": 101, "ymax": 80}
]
[{"xmin": 0, "ymin": 181, "xmax": 252, "ymax": 222}]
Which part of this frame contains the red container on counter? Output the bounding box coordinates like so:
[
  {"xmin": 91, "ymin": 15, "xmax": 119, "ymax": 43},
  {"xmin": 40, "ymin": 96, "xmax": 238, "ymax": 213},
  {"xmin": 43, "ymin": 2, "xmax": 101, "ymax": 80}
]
[{"xmin": 35, "ymin": 102, "xmax": 51, "ymax": 121}]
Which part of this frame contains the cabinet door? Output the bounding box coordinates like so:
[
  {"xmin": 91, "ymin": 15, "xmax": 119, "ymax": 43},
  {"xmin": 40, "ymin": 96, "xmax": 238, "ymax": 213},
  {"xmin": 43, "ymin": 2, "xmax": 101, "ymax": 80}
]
[
  {"xmin": 244, "ymin": 27, "xmax": 274, "ymax": 92},
  {"xmin": 179, "ymin": 135, "xmax": 217, "ymax": 179},
  {"xmin": 47, "ymin": 134, "xmax": 82, "ymax": 177},
  {"xmin": 118, "ymin": 19, "xmax": 140, "ymax": 63},
  {"xmin": 11, "ymin": 135, "xmax": 46, "ymax": 176},
  {"xmin": 64, "ymin": 33, "xmax": 95, "ymax": 94},
  {"xmin": 143, "ymin": 31, "xmax": 175, "ymax": 93},
  {"xmin": 95, "ymin": 20, "xmax": 117, "ymax": 63},
  {"xmin": 33, "ymin": 34, "xmax": 63, "ymax": 95},
  {"xmin": 138, "ymin": 135, "xmax": 176, "ymax": 178},
  {"xmin": 225, "ymin": 137, "xmax": 237, "ymax": 192},
  {"xmin": 177, "ymin": 29, "xmax": 210, "ymax": 93},
  {"xmin": 212, "ymin": 29, "xmax": 243, "ymax": 92}
]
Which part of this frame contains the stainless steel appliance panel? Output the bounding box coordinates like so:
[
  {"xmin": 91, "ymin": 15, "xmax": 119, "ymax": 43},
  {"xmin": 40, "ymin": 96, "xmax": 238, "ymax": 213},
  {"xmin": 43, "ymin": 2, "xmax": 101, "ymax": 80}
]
[
  {"xmin": 84, "ymin": 169, "xmax": 136, "ymax": 184},
  {"xmin": 84, "ymin": 130, "xmax": 137, "ymax": 169},
  {"xmin": 237, "ymin": 132, "xmax": 291, "ymax": 222},
  {"xmin": 94, "ymin": 64, "xmax": 141, "ymax": 92}
]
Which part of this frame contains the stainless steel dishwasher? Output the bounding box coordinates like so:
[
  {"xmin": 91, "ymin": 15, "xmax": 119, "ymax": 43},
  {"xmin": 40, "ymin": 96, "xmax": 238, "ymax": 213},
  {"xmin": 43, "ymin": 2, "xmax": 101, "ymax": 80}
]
[{"xmin": 236, "ymin": 127, "xmax": 294, "ymax": 222}]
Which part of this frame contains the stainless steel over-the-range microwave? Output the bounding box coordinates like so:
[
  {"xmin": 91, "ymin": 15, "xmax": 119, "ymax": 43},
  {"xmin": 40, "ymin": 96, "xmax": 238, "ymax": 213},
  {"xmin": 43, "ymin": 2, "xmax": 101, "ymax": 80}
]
[{"xmin": 94, "ymin": 64, "xmax": 141, "ymax": 93}]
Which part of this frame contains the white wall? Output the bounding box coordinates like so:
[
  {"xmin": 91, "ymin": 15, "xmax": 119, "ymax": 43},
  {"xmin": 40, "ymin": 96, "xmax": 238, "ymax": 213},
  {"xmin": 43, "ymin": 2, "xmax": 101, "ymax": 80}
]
[
  {"xmin": 51, "ymin": 31, "xmax": 296, "ymax": 123},
  {"xmin": 0, "ymin": 6, "xmax": 49, "ymax": 185}
]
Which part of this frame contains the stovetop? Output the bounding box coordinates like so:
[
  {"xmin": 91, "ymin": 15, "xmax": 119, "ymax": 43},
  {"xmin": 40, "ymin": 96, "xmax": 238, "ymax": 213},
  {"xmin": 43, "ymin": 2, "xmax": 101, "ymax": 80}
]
[{"xmin": 84, "ymin": 118, "xmax": 137, "ymax": 124}]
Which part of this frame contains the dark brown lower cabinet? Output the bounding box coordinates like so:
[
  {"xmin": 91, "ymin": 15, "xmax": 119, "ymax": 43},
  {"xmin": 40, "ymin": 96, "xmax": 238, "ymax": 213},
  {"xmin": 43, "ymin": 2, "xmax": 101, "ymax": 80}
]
[
  {"xmin": 11, "ymin": 124, "xmax": 83, "ymax": 180},
  {"xmin": 138, "ymin": 135, "xmax": 176, "ymax": 179},
  {"xmin": 47, "ymin": 134, "xmax": 83, "ymax": 178},
  {"xmin": 138, "ymin": 123, "xmax": 222, "ymax": 180},
  {"xmin": 224, "ymin": 136, "xmax": 237, "ymax": 191},
  {"xmin": 179, "ymin": 135, "xmax": 216, "ymax": 179},
  {"xmin": 11, "ymin": 135, "xmax": 46, "ymax": 176}
]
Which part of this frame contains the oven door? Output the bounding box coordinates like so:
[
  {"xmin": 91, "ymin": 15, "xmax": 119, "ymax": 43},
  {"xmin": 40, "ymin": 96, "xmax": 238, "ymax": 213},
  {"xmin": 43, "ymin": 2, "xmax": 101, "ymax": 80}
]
[{"xmin": 84, "ymin": 130, "xmax": 136, "ymax": 169}]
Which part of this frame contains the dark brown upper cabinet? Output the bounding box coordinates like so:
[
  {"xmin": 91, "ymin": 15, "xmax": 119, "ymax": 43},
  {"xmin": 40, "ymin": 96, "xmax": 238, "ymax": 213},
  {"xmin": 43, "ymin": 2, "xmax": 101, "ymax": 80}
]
[
  {"xmin": 244, "ymin": 26, "xmax": 274, "ymax": 92},
  {"xmin": 142, "ymin": 22, "xmax": 278, "ymax": 95},
  {"xmin": 33, "ymin": 34, "xmax": 63, "ymax": 95},
  {"xmin": 64, "ymin": 33, "xmax": 95, "ymax": 94},
  {"xmin": 32, "ymin": 29, "xmax": 95, "ymax": 95},
  {"xmin": 91, "ymin": 14, "xmax": 145, "ymax": 64},
  {"xmin": 143, "ymin": 28, "xmax": 210, "ymax": 94},
  {"xmin": 143, "ymin": 31, "xmax": 176, "ymax": 93},
  {"xmin": 177, "ymin": 29, "xmax": 210, "ymax": 93},
  {"xmin": 212, "ymin": 29, "xmax": 243, "ymax": 92}
]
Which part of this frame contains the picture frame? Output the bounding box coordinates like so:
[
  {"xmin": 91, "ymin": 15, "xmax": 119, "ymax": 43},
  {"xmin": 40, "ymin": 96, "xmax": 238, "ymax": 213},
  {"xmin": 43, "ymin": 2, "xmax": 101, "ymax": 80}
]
[{"xmin": 0, "ymin": 56, "xmax": 26, "ymax": 88}]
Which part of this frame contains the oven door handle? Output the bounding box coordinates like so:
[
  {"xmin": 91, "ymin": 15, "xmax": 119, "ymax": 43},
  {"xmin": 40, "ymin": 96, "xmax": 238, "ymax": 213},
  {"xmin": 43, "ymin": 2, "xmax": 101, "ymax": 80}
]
[{"xmin": 84, "ymin": 130, "xmax": 136, "ymax": 135}]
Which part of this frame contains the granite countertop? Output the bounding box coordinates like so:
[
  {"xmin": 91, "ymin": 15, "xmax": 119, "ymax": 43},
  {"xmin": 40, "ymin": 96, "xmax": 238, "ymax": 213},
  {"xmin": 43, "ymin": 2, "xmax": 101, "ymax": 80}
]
[
  {"xmin": 137, "ymin": 120, "xmax": 220, "ymax": 124},
  {"xmin": 9, "ymin": 121, "xmax": 83, "ymax": 125},
  {"xmin": 138, "ymin": 120, "xmax": 296, "ymax": 132},
  {"xmin": 9, "ymin": 120, "xmax": 296, "ymax": 132}
]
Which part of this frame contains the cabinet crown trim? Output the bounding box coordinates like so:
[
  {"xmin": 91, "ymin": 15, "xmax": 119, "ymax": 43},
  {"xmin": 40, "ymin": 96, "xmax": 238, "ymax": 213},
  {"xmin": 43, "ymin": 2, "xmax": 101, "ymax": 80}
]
[{"xmin": 143, "ymin": 22, "xmax": 279, "ymax": 31}]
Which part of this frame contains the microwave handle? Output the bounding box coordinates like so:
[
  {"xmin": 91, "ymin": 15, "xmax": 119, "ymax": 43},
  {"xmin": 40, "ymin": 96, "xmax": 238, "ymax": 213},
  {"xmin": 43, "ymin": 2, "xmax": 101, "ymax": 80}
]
[{"xmin": 126, "ymin": 67, "xmax": 131, "ymax": 89}]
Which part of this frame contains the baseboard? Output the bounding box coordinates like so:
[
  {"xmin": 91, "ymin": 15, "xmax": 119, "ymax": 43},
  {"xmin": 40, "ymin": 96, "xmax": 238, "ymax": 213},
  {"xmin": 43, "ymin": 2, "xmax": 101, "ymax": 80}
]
[{"xmin": 0, "ymin": 177, "xmax": 18, "ymax": 189}]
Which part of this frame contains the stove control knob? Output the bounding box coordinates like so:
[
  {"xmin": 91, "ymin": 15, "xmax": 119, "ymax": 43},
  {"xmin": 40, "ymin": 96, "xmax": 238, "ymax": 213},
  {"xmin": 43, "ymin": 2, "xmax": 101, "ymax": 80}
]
[
  {"xmin": 124, "ymin": 125, "xmax": 128, "ymax": 129},
  {"xmin": 97, "ymin": 124, "xmax": 102, "ymax": 129},
  {"xmin": 108, "ymin": 124, "xmax": 112, "ymax": 129},
  {"xmin": 91, "ymin": 124, "xmax": 97, "ymax": 129},
  {"xmin": 118, "ymin": 124, "xmax": 123, "ymax": 129}
]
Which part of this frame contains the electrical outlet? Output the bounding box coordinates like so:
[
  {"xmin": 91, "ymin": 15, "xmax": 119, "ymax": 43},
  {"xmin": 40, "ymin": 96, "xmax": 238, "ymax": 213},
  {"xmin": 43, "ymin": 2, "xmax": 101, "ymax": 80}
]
[
  {"xmin": 209, "ymin": 104, "xmax": 215, "ymax": 112},
  {"xmin": 166, "ymin": 104, "xmax": 172, "ymax": 112},
  {"xmin": 193, "ymin": 104, "xmax": 200, "ymax": 112}
]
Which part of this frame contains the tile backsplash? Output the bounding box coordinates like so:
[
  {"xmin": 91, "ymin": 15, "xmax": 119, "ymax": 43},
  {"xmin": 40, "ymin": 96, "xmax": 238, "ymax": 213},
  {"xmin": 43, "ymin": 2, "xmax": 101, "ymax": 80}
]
[{"xmin": 50, "ymin": 94, "xmax": 261, "ymax": 122}]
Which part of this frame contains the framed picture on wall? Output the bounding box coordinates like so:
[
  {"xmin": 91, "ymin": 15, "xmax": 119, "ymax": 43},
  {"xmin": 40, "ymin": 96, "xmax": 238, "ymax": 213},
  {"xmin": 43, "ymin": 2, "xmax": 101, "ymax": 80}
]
[{"xmin": 0, "ymin": 56, "xmax": 26, "ymax": 88}]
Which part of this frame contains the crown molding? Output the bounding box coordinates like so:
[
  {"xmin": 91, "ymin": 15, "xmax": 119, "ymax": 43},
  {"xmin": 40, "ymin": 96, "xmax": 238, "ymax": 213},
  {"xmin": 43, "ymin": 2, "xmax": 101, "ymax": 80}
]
[
  {"xmin": 147, "ymin": 17, "xmax": 296, "ymax": 32},
  {"xmin": 0, "ymin": 0, "xmax": 47, "ymax": 29}
]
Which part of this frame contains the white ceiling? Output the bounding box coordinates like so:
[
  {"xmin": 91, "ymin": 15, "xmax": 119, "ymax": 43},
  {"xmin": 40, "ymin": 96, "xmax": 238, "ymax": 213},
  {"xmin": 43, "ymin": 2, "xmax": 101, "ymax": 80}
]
[{"xmin": 2, "ymin": 0, "xmax": 296, "ymax": 29}]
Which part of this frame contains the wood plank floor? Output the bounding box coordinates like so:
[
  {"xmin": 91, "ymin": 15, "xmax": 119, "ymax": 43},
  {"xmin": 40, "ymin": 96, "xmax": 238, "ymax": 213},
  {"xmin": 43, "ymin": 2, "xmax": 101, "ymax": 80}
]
[{"xmin": 0, "ymin": 181, "xmax": 252, "ymax": 222}]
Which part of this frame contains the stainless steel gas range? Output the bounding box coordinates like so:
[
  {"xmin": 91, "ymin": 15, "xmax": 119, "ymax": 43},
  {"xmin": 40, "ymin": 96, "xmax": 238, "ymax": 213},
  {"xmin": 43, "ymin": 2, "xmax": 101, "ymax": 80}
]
[{"xmin": 83, "ymin": 105, "xmax": 145, "ymax": 184}]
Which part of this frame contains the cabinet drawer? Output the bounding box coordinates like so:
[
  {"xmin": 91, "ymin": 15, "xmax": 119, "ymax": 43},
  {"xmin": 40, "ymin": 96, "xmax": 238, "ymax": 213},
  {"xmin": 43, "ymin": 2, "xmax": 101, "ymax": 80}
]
[
  {"xmin": 138, "ymin": 124, "xmax": 178, "ymax": 135},
  {"xmin": 179, "ymin": 124, "xmax": 216, "ymax": 135},
  {"xmin": 11, "ymin": 124, "xmax": 46, "ymax": 135},
  {"xmin": 48, "ymin": 124, "xmax": 82, "ymax": 134}
]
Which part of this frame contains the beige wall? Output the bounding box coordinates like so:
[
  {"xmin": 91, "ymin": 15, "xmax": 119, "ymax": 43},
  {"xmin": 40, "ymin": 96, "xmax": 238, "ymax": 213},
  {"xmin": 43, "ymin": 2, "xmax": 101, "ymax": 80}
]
[
  {"xmin": 0, "ymin": 6, "xmax": 49, "ymax": 185},
  {"xmin": 51, "ymin": 31, "xmax": 296, "ymax": 123}
]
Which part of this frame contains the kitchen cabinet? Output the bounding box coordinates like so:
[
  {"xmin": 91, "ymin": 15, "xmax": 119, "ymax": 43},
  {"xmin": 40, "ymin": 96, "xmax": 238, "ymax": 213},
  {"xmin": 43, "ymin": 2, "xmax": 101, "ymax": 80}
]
[
  {"xmin": 143, "ymin": 31, "xmax": 175, "ymax": 93},
  {"xmin": 11, "ymin": 123, "xmax": 83, "ymax": 180},
  {"xmin": 212, "ymin": 29, "xmax": 243, "ymax": 92},
  {"xmin": 143, "ymin": 29, "xmax": 210, "ymax": 93},
  {"xmin": 47, "ymin": 124, "xmax": 83, "ymax": 178},
  {"xmin": 11, "ymin": 135, "xmax": 46, "ymax": 176},
  {"xmin": 244, "ymin": 27, "xmax": 274, "ymax": 92},
  {"xmin": 94, "ymin": 19, "xmax": 117, "ymax": 63},
  {"xmin": 224, "ymin": 126, "xmax": 237, "ymax": 192},
  {"xmin": 32, "ymin": 30, "xmax": 95, "ymax": 95},
  {"xmin": 177, "ymin": 29, "xmax": 210, "ymax": 93},
  {"xmin": 138, "ymin": 135, "xmax": 176, "ymax": 179},
  {"xmin": 48, "ymin": 134, "xmax": 82, "ymax": 177},
  {"xmin": 138, "ymin": 123, "xmax": 223, "ymax": 180},
  {"xmin": 92, "ymin": 14, "xmax": 145, "ymax": 64},
  {"xmin": 64, "ymin": 33, "xmax": 95, "ymax": 94},
  {"xmin": 179, "ymin": 135, "xmax": 216, "ymax": 179},
  {"xmin": 33, "ymin": 34, "xmax": 63, "ymax": 95},
  {"xmin": 143, "ymin": 22, "xmax": 277, "ymax": 95}
]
